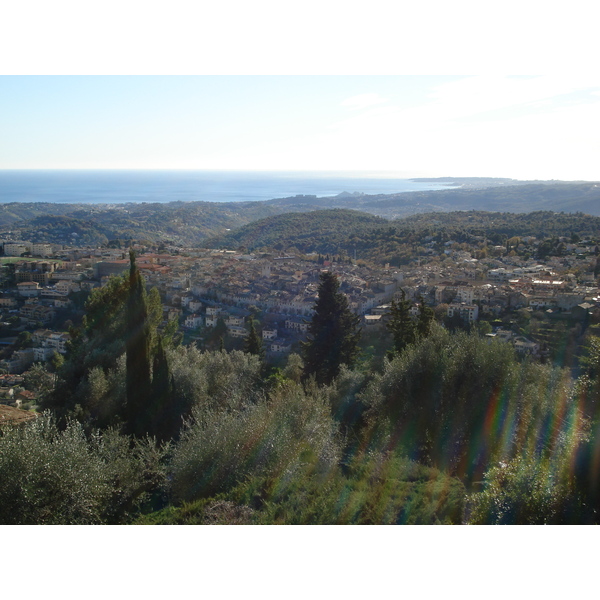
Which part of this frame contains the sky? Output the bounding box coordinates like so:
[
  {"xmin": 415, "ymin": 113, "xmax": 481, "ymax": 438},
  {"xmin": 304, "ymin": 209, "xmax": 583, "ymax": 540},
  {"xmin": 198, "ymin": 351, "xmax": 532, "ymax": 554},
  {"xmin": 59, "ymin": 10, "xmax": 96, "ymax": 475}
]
[
  {"xmin": 1, "ymin": 1, "xmax": 598, "ymax": 181},
  {"xmin": 2, "ymin": 74, "xmax": 599, "ymax": 180}
]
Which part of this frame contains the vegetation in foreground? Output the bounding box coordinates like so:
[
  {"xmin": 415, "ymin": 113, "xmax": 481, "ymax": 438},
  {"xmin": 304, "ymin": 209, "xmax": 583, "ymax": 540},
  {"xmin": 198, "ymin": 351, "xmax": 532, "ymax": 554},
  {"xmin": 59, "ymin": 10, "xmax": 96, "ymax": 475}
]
[{"xmin": 2, "ymin": 254, "xmax": 600, "ymax": 525}]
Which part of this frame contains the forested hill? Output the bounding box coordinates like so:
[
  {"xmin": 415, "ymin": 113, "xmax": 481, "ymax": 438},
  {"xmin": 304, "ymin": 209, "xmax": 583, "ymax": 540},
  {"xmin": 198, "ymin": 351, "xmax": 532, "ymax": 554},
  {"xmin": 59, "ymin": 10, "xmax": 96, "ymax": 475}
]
[
  {"xmin": 0, "ymin": 201, "xmax": 287, "ymax": 247},
  {"xmin": 0, "ymin": 180, "xmax": 599, "ymax": 247},
  {"xmin": 204, "ymin": 209, "xmax": 600, "ymax": 265},
  {"xmin": 262, "ymin": 181, "xmax": 600, "ymax": 219},
  {"xmin": 204, "ymin": 209, "xmax": 387, "ymax": 253},
  {"xmin": 400, "ymin": 210, "xmax": 600, "ymax": 239}
]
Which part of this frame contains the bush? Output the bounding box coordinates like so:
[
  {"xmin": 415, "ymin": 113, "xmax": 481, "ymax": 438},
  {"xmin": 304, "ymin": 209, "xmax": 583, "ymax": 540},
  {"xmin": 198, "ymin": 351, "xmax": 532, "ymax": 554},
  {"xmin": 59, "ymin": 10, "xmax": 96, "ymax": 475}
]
[
  {"xmin": 465, "ymin": 455, "xmax": 581, "ymax": 524},
  {"xmin": 0, "ymin": 413, "xmax": 166, "ymax": 524},
  {"xmin": 228, "ymin": 449, "xmax": 466, "ymax": 525},
  {"xmin": 360, "ymin": 326, "xmax": 518, "ymax": 473},
  {"xmin": 168, "ymin": 346, "xmax": 263, "ymax": 415},
  {"xmin": 169, "ymin": 382, "xmax": 341, "ymax": 503}
]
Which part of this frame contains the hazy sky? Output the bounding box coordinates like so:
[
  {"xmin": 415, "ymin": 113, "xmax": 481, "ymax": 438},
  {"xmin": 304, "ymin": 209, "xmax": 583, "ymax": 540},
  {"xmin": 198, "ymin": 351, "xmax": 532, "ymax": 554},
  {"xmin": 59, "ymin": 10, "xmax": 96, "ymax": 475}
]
[
  {"xmin": 2, "ymin": 74, "xmax": 599, "ymax": 180},
  {"xmin": 2, "ymin": 2, "xmax": 599, "ymax": 181}
]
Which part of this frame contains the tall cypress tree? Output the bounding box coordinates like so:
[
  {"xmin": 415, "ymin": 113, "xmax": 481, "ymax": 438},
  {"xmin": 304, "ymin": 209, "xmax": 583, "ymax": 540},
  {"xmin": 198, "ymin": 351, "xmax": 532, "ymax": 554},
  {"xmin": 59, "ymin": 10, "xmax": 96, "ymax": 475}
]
[
  {"xmin": 387, "ymin": 289, "xmax": 416, "ymax": 355},
  {"xmin": 302, "ymin": 271, "xmax": 361, "ymax": 386},
  {"xmin": 416, "ymin": 295, "xmax": 434, "ymax": 339},
  {"xmin": 244, "ymin": 318, "xmax": 265, "ymax": 360},
  {"xmin": 125, "ymin": 250, "xmax": 152, "ymax": 437},
  {"xmin": 148, "ymin": 335, "xmax": 178, "ymax": 442}
]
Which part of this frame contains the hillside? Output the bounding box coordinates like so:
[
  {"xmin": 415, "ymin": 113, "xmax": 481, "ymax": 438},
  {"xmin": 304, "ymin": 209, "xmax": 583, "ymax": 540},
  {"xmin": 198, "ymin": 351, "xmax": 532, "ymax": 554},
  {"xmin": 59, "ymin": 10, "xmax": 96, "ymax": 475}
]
[
  {"xmin": 400, "ymin": 210, "xmax": 600, "ymax": 239},
  {"xmin": 203, "ymin": 209, "xmax": 600, "ymax": 265},
  {"xmin": 0, "ymin": 201, "xmax": 288, "ymax": 247},
  {"xmin": 0, "ymin": 180, "xmax": 599, "ymax": 247},
  {"xmin": 264, "ymin": 181, "xmax": 600, "ymax": 219},
  {"xmin": 204, "ymin": 209, "xmax": 388, "ymax": 254}
]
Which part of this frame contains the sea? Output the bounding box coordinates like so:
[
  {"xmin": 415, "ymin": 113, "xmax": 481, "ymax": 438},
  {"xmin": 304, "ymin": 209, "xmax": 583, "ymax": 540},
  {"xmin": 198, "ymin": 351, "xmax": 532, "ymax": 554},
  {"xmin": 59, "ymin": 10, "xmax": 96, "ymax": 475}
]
[{"xmin": 0, "ymin": 170, "xmax": 453, "ymax": 205}]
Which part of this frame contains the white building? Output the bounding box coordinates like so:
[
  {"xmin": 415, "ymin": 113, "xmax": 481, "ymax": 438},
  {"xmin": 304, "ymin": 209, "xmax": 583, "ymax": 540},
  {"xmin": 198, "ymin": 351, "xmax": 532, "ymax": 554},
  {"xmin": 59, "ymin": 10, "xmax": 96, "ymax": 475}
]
[
  {"xmin": 262, "ymin": 328, "xmax": 278, "ymax": 341},
  {"xmin": 364, "ymin": 314, "xmax": 384, "ymax": 328},
  {"xmin": 270, "ymin": 339, "xmax": 292, "ymax": 353},
  {"xmin": 188, "ymin": 300, "xmax": 203, "ymax": 312},
  {"xmin": 17, "ymin": 281, "xmax": 40, "ymax": 298},
  {"xmin": 228, "ymin": 325, "xmax": 248, "ymax": 338},
  {"xmin": 30, "ymin": 244, "xmax": 54, "ymax": 258},
  {"xmin": 205, "ymin": 314, "xmax": 219, "ymax": 327},
  {"xmin": 456, "ymin": 286, "xmax": 475, "ymax": 304},
  {"xmin": 226, "ymin": 315, "xmax": 245, "ymax": 328},
  {"xmin": 447, "ymin": 302, "xmax": 479, "ymax": 323},
  {"xmin": 4, "ymin": 243, "xmax": 29, "ymax": 257},
  {"xmin": 488, "ymin": 268, "xmax": 512, "ymax": 282},
  {"xmin": 33, "ymin": 347, "xmax": 56, "ymax": 362},
  {"xmin": 285, "ymin": 318, "xmax": 310, "ymax": 333},
  {"xmin": 184, "ymin": 314, "xmax": 203, "ymax": 329},
  {"xmin": 513, "ymin": 337, "xmax": 540, "ymax": 356}
]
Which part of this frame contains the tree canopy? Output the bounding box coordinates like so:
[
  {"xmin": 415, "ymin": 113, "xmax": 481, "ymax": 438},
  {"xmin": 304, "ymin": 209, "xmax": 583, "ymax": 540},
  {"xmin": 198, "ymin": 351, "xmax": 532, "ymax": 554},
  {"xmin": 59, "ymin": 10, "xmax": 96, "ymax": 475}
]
[{"xmin": 302, "ymin": 271, "xmax": 361, "ymax": 385}]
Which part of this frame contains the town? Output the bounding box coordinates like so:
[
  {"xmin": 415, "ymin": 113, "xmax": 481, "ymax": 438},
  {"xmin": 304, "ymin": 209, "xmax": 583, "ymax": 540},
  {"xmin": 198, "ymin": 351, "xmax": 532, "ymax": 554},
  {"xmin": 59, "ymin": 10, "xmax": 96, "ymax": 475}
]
[{"xmin": 1, "ymin": 226, "xmax": 598, "ymax": 410}]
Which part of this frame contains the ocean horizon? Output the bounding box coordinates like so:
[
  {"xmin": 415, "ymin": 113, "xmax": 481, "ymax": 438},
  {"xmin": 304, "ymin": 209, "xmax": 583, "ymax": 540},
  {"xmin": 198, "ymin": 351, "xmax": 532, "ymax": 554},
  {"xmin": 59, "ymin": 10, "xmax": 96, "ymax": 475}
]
[{"xmin": 0, "ymin": 170, "xmax": 454, "ymax": 205}]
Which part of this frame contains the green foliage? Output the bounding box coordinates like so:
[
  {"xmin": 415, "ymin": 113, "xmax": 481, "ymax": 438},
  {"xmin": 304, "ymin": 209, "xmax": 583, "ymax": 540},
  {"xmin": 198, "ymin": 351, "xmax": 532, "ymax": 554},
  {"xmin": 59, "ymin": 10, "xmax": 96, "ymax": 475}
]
[
  {"xmin": 15, "ymin": 331, "xmax": 33, "ymax": 349},
  {"xmin": 83, "ymin": 272, "xmax": 130, "ymax": 347},
  {"xmin": 206, "ymin": 209, "xmax": 388, "ymax": 255},
  {"xmin": 244, "ymin": 319, "xmax": 265, "ymax": 360},
  {"xmin": 45, "ymin": 254, "xmax": 183, "ymax": 436},
  {"xmin": 82, "ymin": 356, "xmax": 126, "ymax": 429},
  {"xmin": 202, "ymin": 317, "xmax": 227, "ymax": 351},
  {"xmin": 580, "ymin": 331, "xmax": 600, "ymax": 381},
  {"xmin": 135, "ymin": 497, "xmax": 256, "ymax": 525},
  {"xmin": 23, "ymin": 362, "xmax": 55, "ymax": 405},
  {"xmin": 477, "ymin": 320, "xmax": 493, "ymax": 336},
  {"xmin": 125, "ymin": 250, "xmax": 152, "ymax": 437},
  {"xmin": 167, "ymin": 346, "xmax": 262, "ymax": 415},
  {"xmin": 141, "ymin": 448, "xmax": 465, "ymax": 525},
  {"xmin": 318, "ymin": 451, "xmax": 466, "ymax": 525},
  {"xmin": 49, "ymin": 350, "xmax": 65, "ymax": 373},
  {"xmin": 302, "ymin": 271, "xmax": 362, "ymax": 386},
  {"xmin": 54, "ymin": 272, "xmax": 131, "ymax": 411},
  {"xmin": 169, "ymin": 382, "xmax": 341, "ymax": 503},
  {"xmin": 0, "ymin": 414, "xmax": 166, "ymax": 524},
  {"xmin": 466, "ymin": 454, "xmax": 582, "ymax": 524},
  {"xmin": 146, "ymin": 336, "xmax": 178, "ymax": 443},
  {"xmin": 281, "ymin": 353, "xmax": 304, "ymax": 383},
  {"xmin": 3, "ymin": 182, "xmax": 600, "ymax": 248},
  {"xmin": 45, "ymin": 298, "xmax": 129, "ymax": 428},
  {"xmin": 387, "ymin": 290, "xmax": 415, "ymax": 355},
  {"xmin": 361, "ymin": 325, "xmax": 567, "ymax": 478},
  {"xmin": 201, "ymin": 207, "xmax": 600, "ymax": 266},
  {"xmin": 416, "ymin": 295, "xmax": 434, "ymax": 339},
  {"xmin": 325, "ymin": 365, "xmax": 370, "ymax": 433}
]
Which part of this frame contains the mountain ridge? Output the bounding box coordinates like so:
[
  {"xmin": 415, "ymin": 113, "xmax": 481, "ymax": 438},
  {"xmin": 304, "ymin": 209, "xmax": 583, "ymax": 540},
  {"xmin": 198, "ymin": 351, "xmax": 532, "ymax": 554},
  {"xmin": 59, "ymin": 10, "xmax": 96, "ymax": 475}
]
[{"xmin": 0, "ymin": 180, "xmax": 598, "ymax": 247}]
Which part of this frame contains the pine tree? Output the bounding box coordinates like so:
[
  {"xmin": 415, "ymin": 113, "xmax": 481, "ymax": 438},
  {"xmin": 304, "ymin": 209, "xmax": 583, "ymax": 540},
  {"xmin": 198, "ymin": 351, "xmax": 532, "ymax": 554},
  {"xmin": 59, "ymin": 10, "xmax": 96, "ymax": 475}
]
[
  {"xmin": 387, "ymin": 289, "xmax": 416, "ymax": 355},
  {"xmin": 244, "ymin": 319, "xmax": 265, "ymax": 360},
  {"xmin": 302, "ymin": 271, "xmax": 361, "ymax": 385},
  {"xmin": 125, "ymin": 250, "xmax": 152, "ymax": 437}
]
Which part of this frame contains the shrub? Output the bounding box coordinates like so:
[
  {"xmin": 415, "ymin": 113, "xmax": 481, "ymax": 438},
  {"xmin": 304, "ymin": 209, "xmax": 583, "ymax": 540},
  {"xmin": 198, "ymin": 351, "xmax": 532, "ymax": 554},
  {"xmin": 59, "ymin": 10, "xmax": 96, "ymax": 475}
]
[
  {"xmin": 0, "ymin": 413, "xmax": 166, "ymax": 524},
  {"xmin": 465, "ymin": 455, "xmax": 581, "ymax": 524},
  {"xmin": 169, "ymin": 382, "xmax": 341, "ymax": 503},
  {"xmin": 168, "ymin": 346, "xmax": 263, "ymax": 415}
]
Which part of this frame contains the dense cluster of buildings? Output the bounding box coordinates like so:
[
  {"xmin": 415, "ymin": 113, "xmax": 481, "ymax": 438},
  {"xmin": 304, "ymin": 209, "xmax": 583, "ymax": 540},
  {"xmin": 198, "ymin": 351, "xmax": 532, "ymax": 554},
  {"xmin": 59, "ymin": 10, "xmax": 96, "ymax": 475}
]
[{"xmin": 0, "ymin": 234, "xmax": 598, "ymax": 383}]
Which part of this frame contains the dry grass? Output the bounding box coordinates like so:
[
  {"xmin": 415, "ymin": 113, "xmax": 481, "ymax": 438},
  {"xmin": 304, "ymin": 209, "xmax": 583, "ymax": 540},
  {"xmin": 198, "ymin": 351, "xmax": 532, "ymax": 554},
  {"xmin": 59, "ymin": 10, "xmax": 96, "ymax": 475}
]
[
  {"xmin": 200, "ymin": 501, "xmax": 255, "ymax": 525},
  {"xmin": 0, "ymin": 404, "xmax": 37, "ymax": 427}
]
